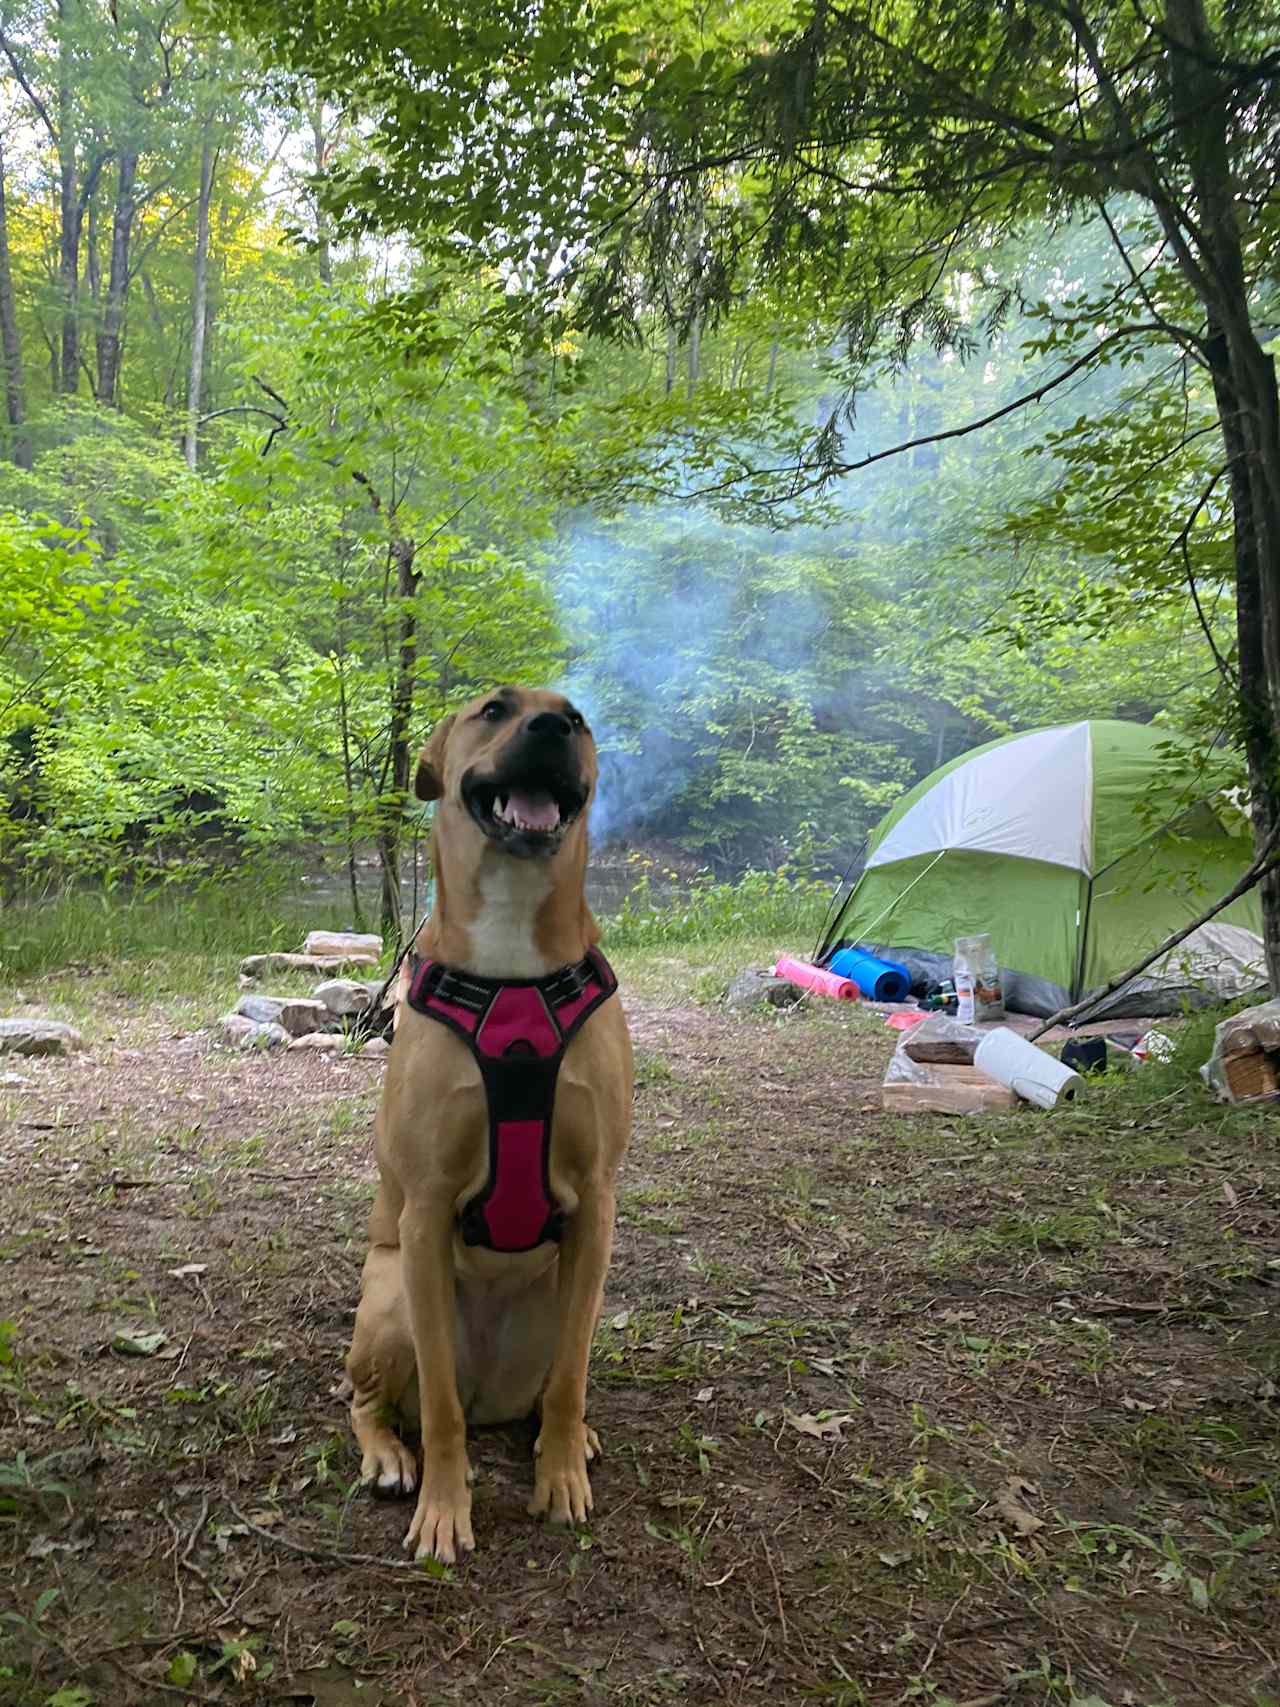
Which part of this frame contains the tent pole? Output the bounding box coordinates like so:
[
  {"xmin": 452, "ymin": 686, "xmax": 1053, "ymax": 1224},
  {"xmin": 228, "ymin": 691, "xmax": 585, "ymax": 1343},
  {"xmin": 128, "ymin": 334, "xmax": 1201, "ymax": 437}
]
[
  {"xmin": 1031, "ymin": 820, "xmax": 1280, "ymax": 1038},
  {"xmin": 1071, "ymin": 875, "xmax": 1095, "ymax": 1003},
  {"xmin": 813, "ymin": 833, "xmax": 871, "ymax": 963},
  {"xmin": 833, "ymin": 849, "xmax": 948, "ymax": 957}
]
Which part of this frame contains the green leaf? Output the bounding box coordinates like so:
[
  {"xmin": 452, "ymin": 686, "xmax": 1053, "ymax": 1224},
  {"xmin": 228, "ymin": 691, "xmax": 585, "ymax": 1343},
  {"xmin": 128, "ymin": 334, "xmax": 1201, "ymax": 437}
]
[{"xmin": 167, "ymin": 1652, "xmax": 199, "ymax": 1687}]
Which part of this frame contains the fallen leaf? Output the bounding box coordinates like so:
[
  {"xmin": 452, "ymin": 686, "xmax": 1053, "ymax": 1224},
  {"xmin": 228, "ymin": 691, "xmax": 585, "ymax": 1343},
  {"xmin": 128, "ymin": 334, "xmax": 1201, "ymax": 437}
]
[
  {"xmin": 1222, "ymin": 1181, "xmax": 1238, "ymax": 1208},
  {"xmin": 785, "ymin": 1410, "xmax": 854, "ymax": 1442},
  {"xmin": 270, "ymin": 1424, "xmax": 299, "ymax": 1446},
  {"xmin": 993, "ymin": 1475, "xmax": 1044, "ymax": 1537},
  {"xmin": 26, "ymin": 1532, "xmax": 94, "ymax": 1558},
  {"xmin": 246, "ymin": 1509, "xmax": 281, "ymax": 1527},
  {"xmin": 609, "ymin": 1310, "xmax": 631, "ymax": 1331},
  {"xmin": 878, "ymin": 1549, "xmax": 911, "ymax": 1568},
  {"xmin": 1080, "ymin": 1296, "xmax": 1167, "ymax": 1315},
  {"xmin": 1120, "ymin": 1393, "xmax": 1156, "ymax": 1412},
  {"xmin": 169, "ymin": 1263, "xmax": 208, "ymax": 1278},
  {"xmin": 940, "ymin": 1308, "xmax": 977, "ymax": 1324},
  {"xmin": 112, "ymin": 1329, "xmax": 167, "ymax": 1356},
  {"xmin": 694, "ymin": 1387, "xmax": 714, "ymax": 1404},
  {"xmin": 809, "ymin": 1356, "xmax": 839, "ymax": 1377}
]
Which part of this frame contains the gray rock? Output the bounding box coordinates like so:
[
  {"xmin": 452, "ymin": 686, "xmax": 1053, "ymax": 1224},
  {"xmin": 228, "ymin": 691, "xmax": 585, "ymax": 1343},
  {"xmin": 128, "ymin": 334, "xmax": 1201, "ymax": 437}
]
[
  {"xmin": 219, "ymin": 1013, "xmax": 258, "ymax": 1046},
  {"xmin": 312, "ymin": 979, "xmax": 373, "ymax": 1016},
  {"xmin": 288, "ymin": 1032, "xmax": 345, "ymax": 1053},
  {"xmin": 235, "ymin": 995, "xmax": 334, "ymax": 1038},
  {"xmin": 239, "ymin": 952, "xmax": 378, "ymax": 979},
  {"xmin": 724, "ymin": 970, "xmax": 803, "ymax": 1012},
  {"xmin": 359, "ymin": 1037, "xmax": 390, "ymax": 1057},
  {"xmin": 237, "ymin": 1021, "xmax": 290, "ymax": 1052},
  {"xmin": 0, "ymin": 1017, "xmax": 84, "ymax": 1056}
]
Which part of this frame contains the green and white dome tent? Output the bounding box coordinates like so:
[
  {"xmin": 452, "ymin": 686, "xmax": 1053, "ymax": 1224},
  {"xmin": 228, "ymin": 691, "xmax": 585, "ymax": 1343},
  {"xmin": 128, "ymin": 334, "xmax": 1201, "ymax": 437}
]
[{"xmin": 839, "ymin": 719, "xmax": 1265, "ymax": 1019}]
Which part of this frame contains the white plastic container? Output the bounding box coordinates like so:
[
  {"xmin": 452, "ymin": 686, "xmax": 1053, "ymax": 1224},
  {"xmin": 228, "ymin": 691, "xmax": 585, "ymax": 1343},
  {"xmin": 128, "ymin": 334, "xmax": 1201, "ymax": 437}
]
[{"xmin": 974, "ymin": 1026, "xmax": 1084, "ymax": 1109}]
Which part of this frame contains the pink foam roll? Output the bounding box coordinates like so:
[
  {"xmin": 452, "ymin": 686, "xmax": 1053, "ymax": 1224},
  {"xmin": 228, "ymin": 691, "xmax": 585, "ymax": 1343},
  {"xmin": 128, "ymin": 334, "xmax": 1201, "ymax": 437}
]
[{"xmin": 774, "ymin": 955, "xmax": 859, "ymax": 1001}]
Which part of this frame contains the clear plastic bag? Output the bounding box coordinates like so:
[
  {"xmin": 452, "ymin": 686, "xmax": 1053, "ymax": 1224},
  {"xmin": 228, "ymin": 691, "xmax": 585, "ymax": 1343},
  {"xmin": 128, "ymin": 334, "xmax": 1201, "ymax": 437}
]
[
  {"xmin": 1200, "ymin": 998, "xmax": 1280, "ymax": 1103},
  {"xmin": 885, "ymin": 1017, "xmax": 982, "ymax": 1083},
  {"xmin": 953, "ymin": 933, "xmax": 1006, "ymax": 1023}
]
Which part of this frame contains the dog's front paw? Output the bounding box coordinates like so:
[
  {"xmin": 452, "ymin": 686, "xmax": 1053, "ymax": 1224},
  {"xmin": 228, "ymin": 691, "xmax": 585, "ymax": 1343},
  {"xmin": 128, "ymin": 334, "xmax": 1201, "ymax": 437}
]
[
  {"xmin": 359, "ymin": 1432, "xmax": 419, "ymax": 1500},
  {"xmin": 528, "ymin": 1420, "xmax": 600, "ymax": 1525},
  {"xmin": 403, "ymin": 1463, "xmax": 474, "ymax": 1564}
]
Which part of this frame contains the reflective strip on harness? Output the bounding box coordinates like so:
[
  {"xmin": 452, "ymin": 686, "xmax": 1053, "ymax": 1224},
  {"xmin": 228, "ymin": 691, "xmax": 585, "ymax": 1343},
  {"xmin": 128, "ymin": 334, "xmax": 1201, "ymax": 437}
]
[{"xmin": 405, "ymin": 949, "xmax": 617, "ymax": 1253}]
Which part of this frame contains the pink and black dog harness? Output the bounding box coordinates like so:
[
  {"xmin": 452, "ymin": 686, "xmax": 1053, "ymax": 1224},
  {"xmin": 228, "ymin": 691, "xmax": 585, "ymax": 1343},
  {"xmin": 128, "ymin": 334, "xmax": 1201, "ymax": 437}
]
[{"xmin": 405, "ymin": 949, "xmax": 618, "ymax": 1253}]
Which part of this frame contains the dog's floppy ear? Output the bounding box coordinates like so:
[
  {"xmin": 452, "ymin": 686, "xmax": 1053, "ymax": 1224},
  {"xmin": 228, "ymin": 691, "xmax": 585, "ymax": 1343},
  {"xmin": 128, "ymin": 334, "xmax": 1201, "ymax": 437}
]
[{"xmin": 414, "ymin": 713, "xmax": 457, "ymax": 801}]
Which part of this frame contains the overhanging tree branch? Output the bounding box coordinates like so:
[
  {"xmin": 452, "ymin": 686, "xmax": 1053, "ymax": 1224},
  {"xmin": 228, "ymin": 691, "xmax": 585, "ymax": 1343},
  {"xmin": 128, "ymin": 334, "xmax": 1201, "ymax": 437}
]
[{"xmin": 645, "ymin": 325, "xmax": 1181, "ymax": 507}]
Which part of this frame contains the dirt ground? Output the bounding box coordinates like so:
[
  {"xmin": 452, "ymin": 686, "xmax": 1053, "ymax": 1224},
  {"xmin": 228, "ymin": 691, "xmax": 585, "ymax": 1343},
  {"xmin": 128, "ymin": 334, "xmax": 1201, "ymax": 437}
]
[{"xmin": 2, "ymin": 952, "xmax": 1279, "ymax": 1707}]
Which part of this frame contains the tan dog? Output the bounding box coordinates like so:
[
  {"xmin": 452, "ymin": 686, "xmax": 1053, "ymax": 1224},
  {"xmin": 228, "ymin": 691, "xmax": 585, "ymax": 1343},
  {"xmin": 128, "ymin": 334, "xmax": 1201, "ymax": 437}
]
[{"xmin": 345, "ymin": 686, "xmax": 633, "ymax": 1563}]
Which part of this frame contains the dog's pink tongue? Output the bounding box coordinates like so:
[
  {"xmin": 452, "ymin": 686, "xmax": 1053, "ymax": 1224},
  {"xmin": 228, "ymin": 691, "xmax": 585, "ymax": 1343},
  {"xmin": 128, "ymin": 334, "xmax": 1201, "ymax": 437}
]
[{"xmin": 504, "ymin": 789, "xmax": 560, "ymax": 831}]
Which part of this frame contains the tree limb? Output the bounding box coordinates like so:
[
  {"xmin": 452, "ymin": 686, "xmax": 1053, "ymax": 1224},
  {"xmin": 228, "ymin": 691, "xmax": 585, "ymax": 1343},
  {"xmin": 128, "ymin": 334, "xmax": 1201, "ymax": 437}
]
[
  {"xmin": 0, "ymin": 32, "xmax": 57, "ymax": 143},
  {"xmin": 663, "ymin": 324, "xmax": 1177, "ymax": 507}
]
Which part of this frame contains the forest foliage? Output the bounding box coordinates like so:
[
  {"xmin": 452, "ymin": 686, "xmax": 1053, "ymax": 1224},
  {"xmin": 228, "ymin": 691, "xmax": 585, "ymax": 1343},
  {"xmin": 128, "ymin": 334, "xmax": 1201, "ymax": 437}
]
[{"xmin": 0, "ymin": 0, "xmax": 1269, "ymax": 950}]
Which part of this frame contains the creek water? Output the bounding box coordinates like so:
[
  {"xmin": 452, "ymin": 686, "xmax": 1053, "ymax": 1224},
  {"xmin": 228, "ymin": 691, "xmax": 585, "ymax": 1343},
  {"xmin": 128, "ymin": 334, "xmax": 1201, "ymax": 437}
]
[{"xmin": 296, "ymin": 852, "xmax": 694, "ymax": 931}]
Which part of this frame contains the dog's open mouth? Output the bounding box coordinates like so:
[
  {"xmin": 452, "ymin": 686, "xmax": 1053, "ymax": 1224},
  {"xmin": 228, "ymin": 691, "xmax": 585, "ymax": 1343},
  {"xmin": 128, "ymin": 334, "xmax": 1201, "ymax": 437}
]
[{"xmin": 463, "ymin": 771, "xmax": 588, "ymax": 855}]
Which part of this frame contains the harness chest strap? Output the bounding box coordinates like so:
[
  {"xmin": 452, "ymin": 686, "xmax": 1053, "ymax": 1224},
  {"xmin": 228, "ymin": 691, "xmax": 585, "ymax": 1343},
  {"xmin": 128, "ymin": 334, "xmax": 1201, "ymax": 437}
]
[{"xmin": 404, "ymin": 948, "xmax": 618, "ymax": 1253}]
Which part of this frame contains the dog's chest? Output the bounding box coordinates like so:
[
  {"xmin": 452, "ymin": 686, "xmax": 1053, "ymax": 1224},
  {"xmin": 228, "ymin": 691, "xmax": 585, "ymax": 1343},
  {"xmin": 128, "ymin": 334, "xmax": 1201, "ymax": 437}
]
[{"xmin": 463, "ymin": 860, "xmax": 555, "ymax": 979}]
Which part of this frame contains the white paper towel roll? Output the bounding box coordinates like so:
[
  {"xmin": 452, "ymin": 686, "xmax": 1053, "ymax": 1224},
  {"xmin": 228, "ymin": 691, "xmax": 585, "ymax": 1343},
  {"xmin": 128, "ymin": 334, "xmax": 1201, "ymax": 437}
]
[{"xmin": 974, "ymin": 1027, "xmax": 1084, "ymax": 1108}]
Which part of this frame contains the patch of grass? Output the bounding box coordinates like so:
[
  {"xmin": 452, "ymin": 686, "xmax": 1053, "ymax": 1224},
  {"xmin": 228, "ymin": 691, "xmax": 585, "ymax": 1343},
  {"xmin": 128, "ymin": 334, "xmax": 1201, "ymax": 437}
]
[
  {"xmin": 978, "ymin": 1208, "xmax": 1107, "ymax": 1255},
  {"xmin": 0, "ymin": 871, "xmax": 376, "ymax": 986},
  {"xmin": 632, "ymin": 1050, "xmax": 676, "ymax": 1088},
  {"xmin": 603, "ymin": 867, "xmax": 827, "ymax": 952}
]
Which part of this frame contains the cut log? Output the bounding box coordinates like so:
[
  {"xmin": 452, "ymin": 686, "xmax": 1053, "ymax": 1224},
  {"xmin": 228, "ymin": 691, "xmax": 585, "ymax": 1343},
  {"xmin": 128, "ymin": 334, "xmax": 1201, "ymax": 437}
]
[
  {"xmin": 882, "ymin": 1077, "xmax": 1018, "ymax": 1114},
  {"xmin": 303, "ymin": 931, "xmax": 383, "ymax": 958},
  {"xmin": 903, "ymin": 1036, "xmax": 978, "ymax": 1066},
  {"xmin": 882, "ymin": 1061, "xmax": 1018, "ymax": 1115}
]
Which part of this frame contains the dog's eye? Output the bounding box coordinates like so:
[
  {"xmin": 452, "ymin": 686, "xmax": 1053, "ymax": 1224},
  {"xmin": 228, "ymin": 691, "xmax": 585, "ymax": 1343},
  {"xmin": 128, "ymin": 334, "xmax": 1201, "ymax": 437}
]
[
  {"xmin": 568, "ymin": 710, "xmax": 586, "ymax": 730},
  {"xmin": 479, "ymin": 701, "xmax": 507, "ymax": 723}
]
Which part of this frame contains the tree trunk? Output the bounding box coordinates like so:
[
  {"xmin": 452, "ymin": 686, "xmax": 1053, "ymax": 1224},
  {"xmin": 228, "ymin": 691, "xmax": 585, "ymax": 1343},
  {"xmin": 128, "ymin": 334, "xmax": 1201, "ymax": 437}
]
[
  {"xmin": 377, "ymin": 536, "xmax": 419, "ymax": 942},
  {"xmin": 311, "ymin": 102, "xmax": 332, "ymax": 285},
  {"xmin": 95, "ymin": 148, "xmax": 137, "ymax": 408},
  {"xmin": 0, "ymin": 139, "xmax": 31, "ymax": 469},
  {"xmin": 85, "ymin": 195, "xmax": 100, "ymax": 314},
  {"xmin": 1162, "ymin": 0, "xmax": 1280, "ymax": 991},
  {"xmin": 1207, "ymin": 337, "xmax": 1280, "ymax": 990},
  {"xmin": 183, "ymin": 137, "xmax": 216, "ymax": 468},
  {"xmin": 56, "ymin": 0, "xmax": 78, "ymax": 395},
  {"xmin": 765, "ymin": 335, "xmax": 780, "ymax": 398},
  {"xmin": 685, "ymin": 314, "xmax": 702, "ymax": 400}
]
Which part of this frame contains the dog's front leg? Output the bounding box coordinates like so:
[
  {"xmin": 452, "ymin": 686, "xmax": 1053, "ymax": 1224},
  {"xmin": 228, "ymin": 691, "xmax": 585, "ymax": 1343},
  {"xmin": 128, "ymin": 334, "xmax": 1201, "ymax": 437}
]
[
  {"xmin": 529, "ymin": 1184, "xmax": 613, "ymax": 1525},
  {"xmin": 400, "ymin": 1200, "xmax": 474, "ymax": 1563}
]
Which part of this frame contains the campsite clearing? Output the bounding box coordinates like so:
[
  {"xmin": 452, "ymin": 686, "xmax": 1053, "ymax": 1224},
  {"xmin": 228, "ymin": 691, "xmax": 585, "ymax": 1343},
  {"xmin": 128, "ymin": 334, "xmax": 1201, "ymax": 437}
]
[{"xmin": 1, "ymin": 943, "xmax": 1278, "ymax": 1706}]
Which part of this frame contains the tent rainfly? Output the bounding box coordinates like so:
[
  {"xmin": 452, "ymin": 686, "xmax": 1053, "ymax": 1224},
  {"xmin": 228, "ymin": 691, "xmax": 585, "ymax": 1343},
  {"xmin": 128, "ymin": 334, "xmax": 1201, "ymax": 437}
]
[{"xmin": 838, "ymin": 719, "xmax": 1265, "ymax": 1019}]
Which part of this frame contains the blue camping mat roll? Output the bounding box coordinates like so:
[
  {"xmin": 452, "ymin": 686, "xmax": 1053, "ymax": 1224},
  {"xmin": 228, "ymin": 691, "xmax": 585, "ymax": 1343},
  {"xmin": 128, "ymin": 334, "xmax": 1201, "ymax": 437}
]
[{"xmin": 828, "ymin": 946, "xmax": 912, "ymax": 1002}]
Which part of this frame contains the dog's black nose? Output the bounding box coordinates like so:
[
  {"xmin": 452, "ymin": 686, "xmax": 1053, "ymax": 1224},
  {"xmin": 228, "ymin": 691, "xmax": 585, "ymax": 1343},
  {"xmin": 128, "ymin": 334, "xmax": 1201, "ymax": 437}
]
[{"xmin": 527, "ymin": 711, "xmax": 573, "ymax": 740}]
